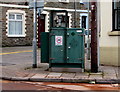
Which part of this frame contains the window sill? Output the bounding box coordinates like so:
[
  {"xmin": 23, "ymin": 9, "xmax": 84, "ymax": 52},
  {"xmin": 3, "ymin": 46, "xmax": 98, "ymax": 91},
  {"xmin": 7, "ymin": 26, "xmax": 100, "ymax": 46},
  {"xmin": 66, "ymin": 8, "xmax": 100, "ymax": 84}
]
[
  {"xmin": 58, "ymin": 0, "xmax": 69, "ymax": 3},
  {"xmin": 108, "ymin": 31, "xmax": 120, "ymax": 36},
  {"xmin": 7, "ymin": 35, "xmax": 26, "ymax": 37}
]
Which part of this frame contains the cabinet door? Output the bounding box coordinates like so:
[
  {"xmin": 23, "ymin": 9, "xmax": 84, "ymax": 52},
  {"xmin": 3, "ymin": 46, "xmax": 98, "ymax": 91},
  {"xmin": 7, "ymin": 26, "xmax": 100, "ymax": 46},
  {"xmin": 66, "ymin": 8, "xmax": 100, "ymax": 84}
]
[
  {"xmin": 66, "ymin": 30, "xmax": 84, "ymax": 64},
  {"xmin": 49, "ymin": 30, "xmax": 65, "ymax": 63},
  {"xmin": 41, "ymin": 32, "xmax": 49, "ymax": 63}
]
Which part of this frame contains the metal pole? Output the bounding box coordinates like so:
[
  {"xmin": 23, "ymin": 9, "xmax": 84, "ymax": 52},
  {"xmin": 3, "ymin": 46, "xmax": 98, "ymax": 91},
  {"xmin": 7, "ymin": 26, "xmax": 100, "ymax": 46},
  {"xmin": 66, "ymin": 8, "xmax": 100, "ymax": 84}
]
[
  {"xmin": 74, "ymin": 0, "xmax": 77, "ymax": 28},
  {"xmin": 87, "ymin": 0, "xmax": 90, "ymax": 60},
  {"xmin": 91, "ymin": 2, "xmax": 98, "ymax": 73},
  {"xmin": 97, "ymin": 2, "xmax": 100, "ymax": 67},
  {"xmin": 33, "ymin": 0, "xmax": 37, "ymax": 68}
]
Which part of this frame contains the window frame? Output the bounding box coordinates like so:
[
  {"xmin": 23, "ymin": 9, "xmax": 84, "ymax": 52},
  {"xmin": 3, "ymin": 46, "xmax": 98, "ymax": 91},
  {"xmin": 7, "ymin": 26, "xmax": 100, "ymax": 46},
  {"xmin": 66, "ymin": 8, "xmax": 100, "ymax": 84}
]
[
  {"xmin": 6, "ymin": 10, "xmax": 26, "ymax": 37},
  {"xmin": 112, "ymin": 1, "xmax": 120, "ymax": 31},
  {"xmin": 80, "ymin": 13, "xmax": 88, "ymax": 30}
]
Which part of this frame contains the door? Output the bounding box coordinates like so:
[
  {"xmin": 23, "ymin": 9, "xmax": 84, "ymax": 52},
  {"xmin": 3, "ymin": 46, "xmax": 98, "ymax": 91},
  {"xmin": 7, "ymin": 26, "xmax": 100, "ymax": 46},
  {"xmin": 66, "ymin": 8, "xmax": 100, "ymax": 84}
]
[
  {"xmin": 66, "ymin": 30, "xmax": 84, "ymax": 63},
  {"xmin": 49, "ymin": 28, "xmax": 66, "ymax": 63},
  {"xmin": 38, "ymin": 14, "xmax": 45, "ymax": 48},
  {"xmin": 41, "ymin": 32, "xmax": 49, "ymax": 63}
]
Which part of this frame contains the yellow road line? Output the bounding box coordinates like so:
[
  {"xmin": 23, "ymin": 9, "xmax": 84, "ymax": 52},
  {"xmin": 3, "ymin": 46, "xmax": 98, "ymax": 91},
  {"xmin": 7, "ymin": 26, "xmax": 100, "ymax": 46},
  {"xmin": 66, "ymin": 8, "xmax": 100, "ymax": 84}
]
[{"xmin": 0, "ymin": 50, "xmax": 32, "ymax": 55}]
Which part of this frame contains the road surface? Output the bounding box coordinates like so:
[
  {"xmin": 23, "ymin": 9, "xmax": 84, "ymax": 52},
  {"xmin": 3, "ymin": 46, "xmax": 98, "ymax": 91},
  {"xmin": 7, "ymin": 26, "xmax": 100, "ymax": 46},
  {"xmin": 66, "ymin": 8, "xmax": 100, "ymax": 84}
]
[
  {"xmin": 1, "ymin": 80, "xmax": 119, "ymax": 91},
  {"xmin": 1, "ymin": 46, "xmax": 33, "ymax": 66}
]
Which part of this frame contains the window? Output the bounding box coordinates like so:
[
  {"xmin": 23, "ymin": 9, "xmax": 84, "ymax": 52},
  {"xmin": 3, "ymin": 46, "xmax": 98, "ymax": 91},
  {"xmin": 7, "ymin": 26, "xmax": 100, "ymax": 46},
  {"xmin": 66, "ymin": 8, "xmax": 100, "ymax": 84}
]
[
  {"xmin": 113, "ymin": 0, "xmax": 120, "ymax": 30},
  {"xmin": 54, "ymin": 15, "xmax": 69, "ymax": 27},
  {"xmin": 52, "ymin": 12, "xmax": 70, "ymax": 27},
  {"xmin": 82, "ymin": 16, "xmax": 87, "ymax": 29},
  {"xmin": 80, "ymin": 13, "xmax": 88, "ymax": 30},
  {"xmin": 6, "ymin": 10, "xmax": 26, "ymax": 37}
]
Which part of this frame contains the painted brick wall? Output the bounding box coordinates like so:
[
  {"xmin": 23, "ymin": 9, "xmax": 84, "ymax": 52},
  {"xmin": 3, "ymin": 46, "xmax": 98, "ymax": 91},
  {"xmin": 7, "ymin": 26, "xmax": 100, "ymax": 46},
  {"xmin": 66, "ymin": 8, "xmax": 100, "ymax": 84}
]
[
  {"xmin": 2, "ymin": 7, "xmax": 33, "ymax": 47},
  {"xmin": 45, "ymin": 1, "xmax": 87, "ymax": 10},
  {"xmin": 45, "ymin": 2, "xmax": 87, "ymax": 28},
  {"xmin": 0, "ymin": 0, "xmax": 28, "ymax": 5}
]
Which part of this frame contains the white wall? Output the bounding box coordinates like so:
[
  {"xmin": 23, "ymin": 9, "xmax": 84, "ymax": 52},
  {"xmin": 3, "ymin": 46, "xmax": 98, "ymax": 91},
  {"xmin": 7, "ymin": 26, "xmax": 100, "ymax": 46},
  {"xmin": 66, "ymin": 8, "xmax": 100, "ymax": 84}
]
[
  {"xmin": 100, "ymin": 1, "xmax": 119, "ymax": 47},
  {"xmin": 99, "ymin": 1, "xmax": 119, "ymax": 66}
]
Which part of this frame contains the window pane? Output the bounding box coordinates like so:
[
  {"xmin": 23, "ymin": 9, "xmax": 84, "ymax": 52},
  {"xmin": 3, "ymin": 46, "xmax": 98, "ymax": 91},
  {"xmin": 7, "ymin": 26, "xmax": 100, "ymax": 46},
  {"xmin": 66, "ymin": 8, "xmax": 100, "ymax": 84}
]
[
  {"xmin": 9, "ymin": 21, "xmax": 22, "ymax": 35},
  {"xmin": 113, "ymin": 1, "xmax": 120, "ymax": 30},
  {"xmin": 115, "ymin": 10, "xmax": 118, "ymax": 29},
  {"xmin": 82, "ymin": 16, "xmax": 87, "ymax": 29},
  {"xmin": 9, "ymin": 21, "xmax": 15, "ymax": 35},
  {"xmin": 114, "ymin": 1, "xmax": 120, "ymax": 9},
  {"xmin": 15, "ymin": 21, "xmax": 22, "ymax": 35},
  {"xmin": 9, "ymin": 14, "xmax": 15, "ymax": 19},
  {"xmin": 118, "ymin": 1, "xmax": 120, "ymax": 9},
  {"xmin": 114, "ymin": 10, "xmax": 120, "ymax": 30},
  {"xmin": 16, "ymin": 15, "xmax": 22, "ymax": 20}
]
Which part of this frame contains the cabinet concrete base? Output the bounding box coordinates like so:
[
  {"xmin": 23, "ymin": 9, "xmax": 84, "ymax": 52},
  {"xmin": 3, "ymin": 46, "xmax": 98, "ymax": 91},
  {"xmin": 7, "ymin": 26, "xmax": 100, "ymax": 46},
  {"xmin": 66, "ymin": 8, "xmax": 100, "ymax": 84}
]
[{"xmin": 49, "ymin": 68, "xmax": 84, "ymax": 73}]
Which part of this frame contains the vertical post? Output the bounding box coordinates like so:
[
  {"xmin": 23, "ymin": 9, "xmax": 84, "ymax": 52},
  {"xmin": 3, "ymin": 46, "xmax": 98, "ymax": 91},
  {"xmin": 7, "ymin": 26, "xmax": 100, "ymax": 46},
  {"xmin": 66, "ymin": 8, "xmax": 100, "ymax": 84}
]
[
  {"xmin": 74, "ymin": 0, "xmax": 77, "ymax": 28},
  {"xmin": 97, "ymin": 2, "xmax": 100, "ymax": 67},
  {"xmin": 91, "ymin": 2, "xmax": 98, "ymax": 73},
  {"xmin": 87, "ymin": 0, "xmax": 90, "ymax": 60},
  {"xmin": 33, "ymin": 0, "xmax": 37, "ymax": 68}
]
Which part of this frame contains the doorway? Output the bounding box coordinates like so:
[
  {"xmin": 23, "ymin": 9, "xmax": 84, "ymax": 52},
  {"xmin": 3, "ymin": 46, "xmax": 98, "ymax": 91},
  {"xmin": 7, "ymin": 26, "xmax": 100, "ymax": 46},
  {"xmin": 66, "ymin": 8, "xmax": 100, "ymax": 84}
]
[{"xmin": 38, "ymin": 14, "xmax": 45, "ymax": 48}]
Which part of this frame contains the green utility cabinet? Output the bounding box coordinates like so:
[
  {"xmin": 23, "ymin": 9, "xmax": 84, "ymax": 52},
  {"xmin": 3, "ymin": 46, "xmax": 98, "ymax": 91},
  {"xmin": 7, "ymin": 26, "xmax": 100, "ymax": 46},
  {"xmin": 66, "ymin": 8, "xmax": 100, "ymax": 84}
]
[
  {"xmin": 41, "ymin": 28, "xmax": 85, "ymax": 69},
  {"xmin": 41, "ymin": 10, "xmax": 85, "ymax": 70}
]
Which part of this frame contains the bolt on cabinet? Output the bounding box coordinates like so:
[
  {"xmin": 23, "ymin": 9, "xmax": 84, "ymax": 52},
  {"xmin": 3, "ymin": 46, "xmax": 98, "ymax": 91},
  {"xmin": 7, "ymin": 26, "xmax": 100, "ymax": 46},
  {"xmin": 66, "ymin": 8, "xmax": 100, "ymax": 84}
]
[{"xmin": 41, "ymin": 28, "xmax": 85, "ymax": 69}]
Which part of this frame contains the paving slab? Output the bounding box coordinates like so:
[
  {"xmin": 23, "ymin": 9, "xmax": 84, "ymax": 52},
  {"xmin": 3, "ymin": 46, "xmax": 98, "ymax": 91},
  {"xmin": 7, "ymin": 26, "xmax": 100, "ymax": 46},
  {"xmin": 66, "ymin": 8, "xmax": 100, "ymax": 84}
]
[
  {"xmin": 89, "ymin": 75, "xmax": 103, "ymax": 79},
  {"xmin": 46, "ymin": 73, "xmax": 62, "ymax": 78},
  {"xmin": 103, "ymin": 74, "xmax": 117, "ymax": 79},
  {"xmin": 30, "ymin": 73, "xmax": 48, "ymax": 79},
  {"xmin": 60, "ymin": 73, "xmax": 76, "ymax": 79},
  {"xmin": 25, "ymin": 73, "xmax": 36, "ymax": 77},
  {"xmin": 103, "ymin": 71, "xmax": 116, "ymax": 75},
  {"xmin": 74, "ymin": 73, "xmax": 89, "ymax": 79}
]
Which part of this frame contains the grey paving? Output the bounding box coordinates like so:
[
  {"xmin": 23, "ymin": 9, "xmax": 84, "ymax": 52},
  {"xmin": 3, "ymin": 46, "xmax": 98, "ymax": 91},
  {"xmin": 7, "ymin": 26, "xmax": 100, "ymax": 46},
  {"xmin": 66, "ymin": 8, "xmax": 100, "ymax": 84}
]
[
  {"xmin": 31, "ymin": 74, "xmax": 48, "ymax": 79},
  {"xmin": 60, "ymin": 73, "xmax": 76, "ymax": 79},
  {"xmin": 1, "ymin": 63, "xmax": 119, "ymax": 83},
  {"xmin": 74, "ymin": 73, "xmax": 89, "ymax": 79},
  {"xmin": 46, "ymin": 73, "xmax": 62, "ymax": 78},
  {"xmin": 103, "ymin": 75, "xmax": 117, "ymax": 79},
  {"xmin": 89, "ymin": 75, "xmax": 103, "ymax": 79}
]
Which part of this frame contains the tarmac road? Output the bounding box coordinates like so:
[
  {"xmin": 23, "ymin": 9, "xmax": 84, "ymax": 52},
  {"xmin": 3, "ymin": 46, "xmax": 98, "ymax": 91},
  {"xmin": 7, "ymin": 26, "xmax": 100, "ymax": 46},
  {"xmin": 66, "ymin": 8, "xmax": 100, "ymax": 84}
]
[
  {"xmin": 1, "ymin": 46, "xmax": 34, "ymax": 66},
  {"xmin": 1, "ymin": 80, "xmax": 119, "ymax": 91}
]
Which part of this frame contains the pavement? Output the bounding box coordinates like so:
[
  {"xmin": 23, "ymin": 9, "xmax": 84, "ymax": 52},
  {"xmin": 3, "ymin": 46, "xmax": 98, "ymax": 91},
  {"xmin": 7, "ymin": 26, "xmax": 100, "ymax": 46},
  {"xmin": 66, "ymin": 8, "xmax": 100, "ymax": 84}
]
[{"xmin": 0, "ymin": 46, "xmax": 120, "ymax": 84}]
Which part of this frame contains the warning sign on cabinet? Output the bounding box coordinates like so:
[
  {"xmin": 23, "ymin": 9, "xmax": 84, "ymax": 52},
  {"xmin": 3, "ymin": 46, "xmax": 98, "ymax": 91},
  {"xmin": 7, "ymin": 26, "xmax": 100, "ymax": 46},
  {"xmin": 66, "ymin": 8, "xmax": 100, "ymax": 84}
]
[{"xmin": 55, "ymin": 36, "xmax": 63, "ymax": 46}]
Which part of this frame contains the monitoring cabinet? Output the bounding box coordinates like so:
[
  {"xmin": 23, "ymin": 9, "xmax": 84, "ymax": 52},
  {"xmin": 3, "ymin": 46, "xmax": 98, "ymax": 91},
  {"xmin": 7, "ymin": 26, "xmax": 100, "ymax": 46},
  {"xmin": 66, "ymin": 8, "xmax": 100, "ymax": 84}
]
[{"xmin": 41, "ymin": 10, "xmax": 85, "ymax": 71}]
